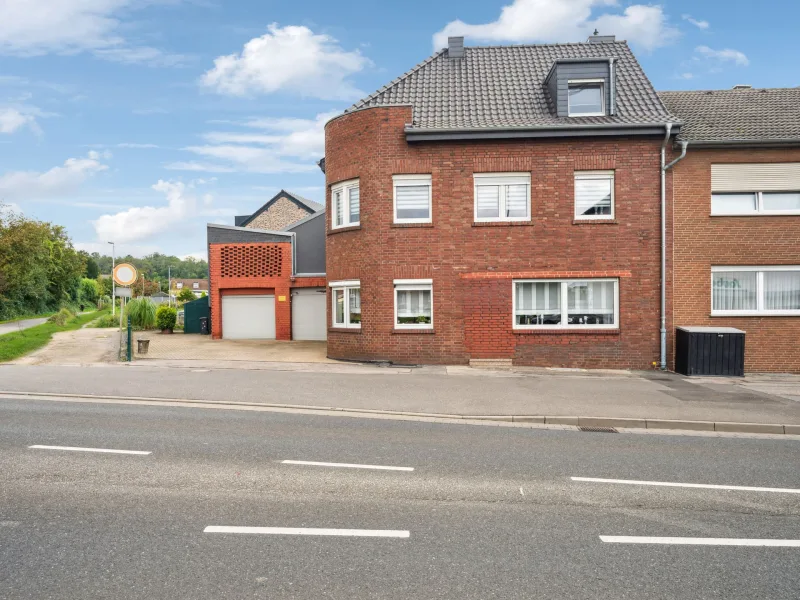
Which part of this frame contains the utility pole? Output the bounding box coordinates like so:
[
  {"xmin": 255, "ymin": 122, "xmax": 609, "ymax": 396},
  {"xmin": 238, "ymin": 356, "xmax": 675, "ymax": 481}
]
[
  {"xmin": 168, "ymin": 266, "xmax": 171, "ymax": 307},
  {"xmin": 108, "ymin": 241, "xmax": 116, "ymax": 316}
]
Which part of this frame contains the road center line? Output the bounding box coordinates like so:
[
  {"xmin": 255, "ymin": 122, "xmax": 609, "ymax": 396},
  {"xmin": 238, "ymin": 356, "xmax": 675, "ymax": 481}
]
[
  {"xmin": 204, "ymin": 526, "xmax": 410, "ymax": 538},
  {"xmin": 571, "ymin": 476, "xmax": 800, "ymax": 494},
  {"xmin": 600, "ymin": 536, "xmax": 800, "ymax": 547},
  {"xmin": 29, "ymin": 445, "xmax": 151, "ymax": 455},
  {"xmin": 281, "ymin": 460, "xmax": 413, "ymax": 472}
]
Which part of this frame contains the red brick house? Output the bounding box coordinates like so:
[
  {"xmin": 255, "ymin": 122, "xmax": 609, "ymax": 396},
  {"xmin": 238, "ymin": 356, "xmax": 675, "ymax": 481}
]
[
  {"xmin": 660, "ymin": 87, "xmax": 800, "ymax": 372},
  {"xmin": 206, "ymin": 208, "xmax": 326, "ymax": 341},
  {"xmin": 323, "ymin": 35, "xmax": 682, "ymax": 368}
]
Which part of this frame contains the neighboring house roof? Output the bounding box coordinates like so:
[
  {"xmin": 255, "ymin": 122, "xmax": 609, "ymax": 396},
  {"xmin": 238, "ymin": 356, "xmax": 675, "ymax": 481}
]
[
  {"xmin": 238, "ymin": 190, "xmax": 324, "ymax": 227},
  {"xmin": 342, "ymin": 41, "xmax": 675, "ymax": 135},
  {"xmin": 281, "ymin": 208, "xmax": 326, "ymax": 231},
  {"xmin": 171, "ymin": 278, "xmax": 208, "ymax": 291},
  {"xmin": 658, "ymin": 88, "xmax": 800, "ymax": 146}
]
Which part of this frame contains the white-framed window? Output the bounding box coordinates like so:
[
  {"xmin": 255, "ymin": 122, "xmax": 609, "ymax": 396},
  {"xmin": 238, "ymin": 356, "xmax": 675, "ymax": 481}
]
[
  {"xmin": 575, "ymin": 171, "xmax": 614, "ymax": 219},
  {"xmin": 394, "ymin": 279, "xmax": 433, "ymax": 329},
  {"xmin": 331, "ymin": 179, "xmax": 360, "ymax": 229},
  {"xmin": 568, "ymin": 79, "xmax": 605, "ymax": 117},
  {"xmin": 473, "ymin": 173, "xmax": 531, "ymax": 222},
  {"xmin": 176, "ymin": 282, "xmax": 183, "ymax": 289},
  {"xmin": 513, "ymin": 279, "xmax": 618, "ymax": 329},
  {"xmin": 192, "ymin": 282, "xmax": 199, "ymax": 289},
  {"xmin": 711, "ymin": 191, "xmax": 800, "ymax": 216},
  {"xmin": 329, "ymin": 280, "xmax": 361, "ymax": 328},
  {"xmin": 711, "ymin": 266, "xmax": 800, "ymax": 316},
  {"xmin": 393, "ymin": 175, "xmax": 432, "ymax": 224}
]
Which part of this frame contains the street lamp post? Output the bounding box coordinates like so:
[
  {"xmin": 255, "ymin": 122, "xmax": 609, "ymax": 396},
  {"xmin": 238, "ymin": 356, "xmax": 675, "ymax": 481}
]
[{"xmin": 108, "ymin": 241, "xmax": 115, "ymax": 316}]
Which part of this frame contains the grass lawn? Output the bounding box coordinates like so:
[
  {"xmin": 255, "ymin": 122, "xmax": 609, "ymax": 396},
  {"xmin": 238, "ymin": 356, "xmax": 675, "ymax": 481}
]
[{"xmin": 0, "ymin": 309, "xmax": 111, "ymax": 362}]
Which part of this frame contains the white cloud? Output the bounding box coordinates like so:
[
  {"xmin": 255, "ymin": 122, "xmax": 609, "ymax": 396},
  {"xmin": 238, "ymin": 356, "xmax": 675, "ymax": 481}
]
[
  {"xmin": 167, "ymin": 111, "xmax": 334, "ymax": 174},
  {"xmin": 432, "ymin": 0, "xmax": 679, "ymax": 52},
  {"xmin": 0, "ymin": 0, "xmax": 184, "ymax": 66},
  {"xmin": 0, "ymin": 107, "xmax": 37, "ymax": 134},
  {"xmin": 682, "ymin": 14, "xmax": 709, "ymax": 30},
  {"xmin": 93, "ymin": 180, "xmax": 196, "ymax": 244},
  {"xmin": 116, "ymin": 142, "xmax": 159, "ymax": 149},
  {"xmin": 201, "ymin": 23, "xmax": 370, "ymax": 99},
  {"xmin": 695, "ymin": 45, "xmax": 749, "ymax": 67},
  {"xmin": 0, "ymin": 152, "xmax": 108, "ymax": 200}
]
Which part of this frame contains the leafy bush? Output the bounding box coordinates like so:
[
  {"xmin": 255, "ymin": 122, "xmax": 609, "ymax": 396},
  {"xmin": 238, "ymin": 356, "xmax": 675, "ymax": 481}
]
[
  {"xmin": 126, "ymin": 297, "xmax": 157, "ymax": 329},
  {"xmin": 156, "ymin": 305, "xmax": 177, "ymax": 331},
  {"xmin": 47, "ymin": 307, "xmax": 75, "ymax": 326},
  {"xmin": 90, "ymin": 313, "xmax": 118, "ymax": 328},
  {"xmin": 79, "ymin": 278, "xmax": 100, "ymax": 304},
  {"xmin": 177, "ymin": 287, "xmax": 196, "ymax": 303}
]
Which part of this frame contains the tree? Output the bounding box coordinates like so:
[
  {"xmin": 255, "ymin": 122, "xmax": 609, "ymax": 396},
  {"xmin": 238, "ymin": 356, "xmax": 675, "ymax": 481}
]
[
  {"xmin": 97, "ymin": 275, "xmax": 113, "ymax": 298},
  {"xmin": 177, "ymin": 287, "xmax": 196, "ymax": 303},
  {"xmin": 131, "ymin": 276, "xmax": 162, "ymax": 298},
  {"xmin": 86, "ymin": 257, "xmax": 99, "ymax": 279},
  {"xmin": 79, "ymin": 278, "xmax": 100, "ymax": 304}
]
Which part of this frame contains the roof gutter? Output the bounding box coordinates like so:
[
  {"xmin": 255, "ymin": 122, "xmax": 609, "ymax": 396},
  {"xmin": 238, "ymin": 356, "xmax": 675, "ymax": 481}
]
[
  {"xmin": 659, "ymin": 125, "xmax": 689, "ymax": 371},
  {"xmin": 406, "ymin": 123, "xmax": 679, "ymax": 142},
  {"xmin": 679, "ymin": 138, "xmax": 800, "ymax": 148}
]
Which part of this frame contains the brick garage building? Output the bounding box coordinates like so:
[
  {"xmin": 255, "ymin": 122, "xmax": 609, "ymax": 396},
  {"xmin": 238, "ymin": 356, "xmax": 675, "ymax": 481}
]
[
  {"xmin": 323, "ymin": 36, "xmax": 681, "ymax": 368},
  {"xmin": 207, "ymin": 210, "xmax": 327, "ymax": 341},
  {"xmin": 661, "ymin": 88, "xmax": 800, "ymax": 372}
]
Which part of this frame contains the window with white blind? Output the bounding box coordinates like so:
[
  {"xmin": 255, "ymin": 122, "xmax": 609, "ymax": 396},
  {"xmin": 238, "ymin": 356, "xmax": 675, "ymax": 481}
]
[
  {"xmin": 513, "ymin": 279, "xmax": 618, "ymax": 329},
  {"xmin": 331, "ymin": 179, "xmax": 360, "ymax": 229},
  {"xmin": 711, "ymin": 191, "xmax": 800, "ymax": 215},
  {"xmin": 394, "ymin": 279, "xmax": 433, "ymax": 328},
  {"xmin": 393, "ymin": 175, "xmax": 432, "ymax": 223},
  {"xmin": 473, "ymin": 173, "xmax": 531, "ymax": 222},
  {"xmin": 575, "ymin": 171, "xmax": 614, "ymax": 219},
  {"xmin": 330, "ymin": 280, "xmax": 361, "ymax": 328},
  {"xmin": 712, "ymin": 267, "xmax": 800, "ymax": 315}
]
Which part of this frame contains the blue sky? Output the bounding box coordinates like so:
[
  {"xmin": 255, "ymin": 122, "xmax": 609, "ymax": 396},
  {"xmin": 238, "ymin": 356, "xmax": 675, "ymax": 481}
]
[{"xmin": 0, "ymin": 0, "xmax": 796, "ymax": 259}]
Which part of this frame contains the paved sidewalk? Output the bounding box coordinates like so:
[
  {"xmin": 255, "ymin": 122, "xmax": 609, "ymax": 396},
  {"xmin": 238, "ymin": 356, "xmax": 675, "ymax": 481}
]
[
  {"xmin": 0, "ymin": 317, "xmax": 48, "ymax": 336},
  {"xmin": 0, "ymin": 364, "xmax": 798, "ymax": 428}
]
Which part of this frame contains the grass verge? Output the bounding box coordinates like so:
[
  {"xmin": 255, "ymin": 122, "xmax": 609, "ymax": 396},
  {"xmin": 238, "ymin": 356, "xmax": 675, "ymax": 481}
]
[
  {"xmin": 0, "ymin": 309, "xmax": 110, "ymax": 362},
  {"xmin": 0, "ymin": 311, "xmax": 57, "ymax": 325}
]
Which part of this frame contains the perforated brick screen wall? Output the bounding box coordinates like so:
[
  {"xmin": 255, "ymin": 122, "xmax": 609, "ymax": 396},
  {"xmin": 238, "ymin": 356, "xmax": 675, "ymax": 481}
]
[{"xmin": 219, "ymin": 244, "xmax": 283, "ymax": 278}]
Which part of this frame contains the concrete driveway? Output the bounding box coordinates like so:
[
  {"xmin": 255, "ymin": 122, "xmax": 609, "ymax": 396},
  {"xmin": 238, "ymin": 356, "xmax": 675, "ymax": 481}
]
[
  {"xmin": 13, "ymin": 327, "xmax": 119, "ymax": 366},
  {"xmin": 133, "ymin": 332, "xmax": 332, "ymax": 363}
]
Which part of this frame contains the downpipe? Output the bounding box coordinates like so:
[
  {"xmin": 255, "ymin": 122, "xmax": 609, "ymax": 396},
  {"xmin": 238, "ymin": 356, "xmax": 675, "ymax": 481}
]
[{"xmin": 659, "ymin": 125, "xmax": 688, "ymax": 370}]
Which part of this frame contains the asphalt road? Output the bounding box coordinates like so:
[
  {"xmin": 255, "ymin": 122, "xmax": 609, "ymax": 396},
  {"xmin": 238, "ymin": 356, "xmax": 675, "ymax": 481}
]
[
  {"xmin": 0, "ymin": 317, "xmax": 48, "ymax": 336},
  {"xmin": 1, "ymin": 397, "xmax": 799, "ymax": 599}
]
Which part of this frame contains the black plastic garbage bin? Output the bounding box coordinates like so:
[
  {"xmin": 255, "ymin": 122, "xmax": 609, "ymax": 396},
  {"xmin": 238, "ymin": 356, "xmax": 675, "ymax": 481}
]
[
  {"xmin": 199, "ymin": 317, "xmax": 209, "ymax": 335},
  {"xmin": 675, "ymin": 326, "xmax": 745, "ymax": 376}
]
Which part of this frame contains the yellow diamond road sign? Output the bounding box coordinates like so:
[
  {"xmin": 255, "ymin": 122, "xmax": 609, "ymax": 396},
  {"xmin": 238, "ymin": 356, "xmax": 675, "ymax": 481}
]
[{"xmin": 113, "ymin": 263, "xmax": 138, "ymax": 287}]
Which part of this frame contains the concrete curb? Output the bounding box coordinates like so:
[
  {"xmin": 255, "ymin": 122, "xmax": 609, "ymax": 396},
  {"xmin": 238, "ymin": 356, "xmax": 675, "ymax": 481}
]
[{"xmin": 1, "ymin": 390, "xmax": 799, "ymax": 436}]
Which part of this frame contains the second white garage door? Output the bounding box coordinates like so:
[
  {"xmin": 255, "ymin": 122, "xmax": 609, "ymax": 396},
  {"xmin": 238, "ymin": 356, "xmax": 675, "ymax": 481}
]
[
  {"xmin": 221, "ymin": 295, "xmax": 275, "ymax": 339},
  {"xmin": 292, "ymin": 288, "xmax": 327, "ymax": 341}
]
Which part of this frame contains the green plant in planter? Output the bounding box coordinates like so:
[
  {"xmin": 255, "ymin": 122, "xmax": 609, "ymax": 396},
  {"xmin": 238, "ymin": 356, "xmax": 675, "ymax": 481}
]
[
  {"xmin": 126, "ymin": 298, "xmax": 157, "ymax": 329},
  {"xmin": 156, "ymin": 305, "xmax": 177, "ymax": 332}
]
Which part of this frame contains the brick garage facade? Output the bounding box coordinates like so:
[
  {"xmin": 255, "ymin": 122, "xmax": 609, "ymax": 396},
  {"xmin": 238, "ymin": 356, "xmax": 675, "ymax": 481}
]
[
  {"xmin": 671, "ymin": 147, "xmax": 800, "ymax": 372},
  {"xmin": 325, "ymin": 106, "xmax": 668, "ymax": 368},
  {"xmin": 208, "ymin": 241, "xmax": 325, "ymax": 340}
]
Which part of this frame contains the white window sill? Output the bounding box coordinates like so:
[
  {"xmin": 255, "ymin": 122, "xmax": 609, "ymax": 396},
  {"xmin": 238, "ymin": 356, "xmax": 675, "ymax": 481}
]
[
  {"xmin": 395, "ymin": 324, "xmax": 433, "ymax": 330},
  {"xmin": 711, "ymin": 212, "xmax": 800, "ymax": 217},
  {"xmin": 331, "ymin": 325, "xmax": 361, "ymax": 330},
  {"xmin": 568, "ymin": 112, "xmax": 605, "ymax": 117},
  {"xmin": 332, "ymin": 222, "xmax": 361, "ymax": 230},
  {"xmin": 573, "ymin": 216, "xmax": 614, "ymax": 221},
  {"xmin": 513, "ymin": 325, "xmax": 619, "ymax": 331},
  {"xmin": 474, "ymin": 218, "xmax": 530, "ymax": 223},
  {"xmin": 711, "ymin": 311, "xmax": 800, "ymax": 317},
  {"xmin": 393, "ymin": 220, "xmax": 432, "ymax": 225}
]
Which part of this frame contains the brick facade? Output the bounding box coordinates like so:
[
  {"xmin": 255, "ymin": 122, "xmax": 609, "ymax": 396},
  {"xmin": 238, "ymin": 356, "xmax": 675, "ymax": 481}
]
[
  {"xmin": 671, "ymin": 147, "xmax": 800, "ymax": 372},
  {"xmin": 208, "ymin": 241, "xmax": 326, "ymax": 340},
  {"xmin": 245, "ymin": 196, "xmax": 312, "ymax": 231},
  {"xmin": 325, "ymin": 106, "xmax": 668, "ymax": 368}
]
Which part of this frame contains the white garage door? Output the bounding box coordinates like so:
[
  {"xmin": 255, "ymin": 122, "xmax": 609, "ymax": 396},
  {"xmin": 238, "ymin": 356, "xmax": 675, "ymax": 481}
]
[
  {"xmin": 221, "ymin": 295, "xmax": 275, "ymax": 340},
  {"xmin": 292, "ymin": 288, "xmax": 327, "ymax": 341}
]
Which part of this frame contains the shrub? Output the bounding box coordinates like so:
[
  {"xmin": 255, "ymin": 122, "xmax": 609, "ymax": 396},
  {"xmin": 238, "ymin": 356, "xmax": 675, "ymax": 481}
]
[
  {"xmin": 90, "ymin": 313, "xmax": 118, "ymax": 328},
  {"xmin": 156, "ymin": 305, "xmax": 177, "ymax": 331},
  {"xmin": 79, "ymin": 278, "xmax": 100, "ymax": 304},
  {"xmin": 177, "ymin": 287, "xmax": 196, "ymax": 303},
  {"xmin": 47, "ymin": 307, "xmax": 74, "ymax": 326},
  {"xmin": 126, "ymin": 298, "xmax": 157, "ymax": 329}
]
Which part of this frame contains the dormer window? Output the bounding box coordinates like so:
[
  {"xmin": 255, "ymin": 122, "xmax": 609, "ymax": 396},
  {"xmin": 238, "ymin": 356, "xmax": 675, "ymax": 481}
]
[{"xmin": 568, "ymin": 80, "xmax": 605, "ymax": 116}]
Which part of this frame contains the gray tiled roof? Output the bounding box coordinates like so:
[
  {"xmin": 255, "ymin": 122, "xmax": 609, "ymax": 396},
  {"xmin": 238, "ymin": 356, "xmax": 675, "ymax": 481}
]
[
  {"xmin": 659, "ymin": 88, "xmax": 800, "ymax": 144},
  {"xmin": 284, "ymin": 190, "xmax": 324, "ymax": 212},
  {"xmin": 346, "ymin": 42, "xmax": 675, "ymax": 131}
]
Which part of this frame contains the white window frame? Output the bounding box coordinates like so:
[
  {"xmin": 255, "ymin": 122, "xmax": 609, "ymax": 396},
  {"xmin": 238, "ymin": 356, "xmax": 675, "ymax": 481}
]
[
  {"xmin": 393, "ymin": 278, "xmax": 433, "ymax": 329},
  {"xmin": 192, "ymin": 282, "xmax": 199, "ymax": 289},
  {"xmin": 567, "ymin": 79, "xmax": 605, "ymax": 117},
  {"xmin": 473, "ymin": 173, "xmax": 531, "ymax": 223},
  {"xmin": 331, "ymin": 179, "xmax": 360, "ymax": 229},
  {"xmin": 574, "ymin": 170, "xmax": 615, "ymax": 220},
  {"xmin": 711, "ymin": 191, "xmax": 800, "ymax": 216},
  {"xmin": 329, "ymin": 280, "xmax": 361, "ymax": 328},
  {"xmin": 512, "ymin": 278, "xmax": 619, "ymax": 330},
  {"xmin": 711, "ymin": 266, "xmax": 800, "ymax": 316},
  {"xmin": 176, "ymin": 282, "xmax": 183, "ymax": 289},
  {"xmin": 393, "ymin": 174, "xmax": 432, "ymax": 224}
]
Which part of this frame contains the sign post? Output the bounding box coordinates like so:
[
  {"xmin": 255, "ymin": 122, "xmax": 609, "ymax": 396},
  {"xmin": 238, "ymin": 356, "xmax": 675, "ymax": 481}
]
[{"xmin": 113, "ymin": 263, "xmax": 138, "ymax": 330}]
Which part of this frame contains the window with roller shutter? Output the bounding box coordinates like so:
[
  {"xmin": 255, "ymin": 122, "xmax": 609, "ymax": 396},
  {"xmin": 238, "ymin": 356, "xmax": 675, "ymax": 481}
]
[
  {"xmin": 393, "ymin": 175, "xmax": 432, "ymax": 223},
  {"xmin": 574, "ymin": 171, "xmax": 614, "ymax": 220},
  {"xmin": 473, "ymin": 173, "xmax": 530, "ymax": 222}
]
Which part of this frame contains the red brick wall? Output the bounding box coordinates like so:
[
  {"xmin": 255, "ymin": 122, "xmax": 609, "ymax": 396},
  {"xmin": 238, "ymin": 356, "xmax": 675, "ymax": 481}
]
[
  {"xmin": 671, "ymin": 147, "xmax": 800, "ymax": 372},
  {"xmin": 324, "ymin": 106, "xmax": 667, "ymax": 368},
  {"xmin": 209, "ymin": 242, "xmax": 293, "ymax": 340}
]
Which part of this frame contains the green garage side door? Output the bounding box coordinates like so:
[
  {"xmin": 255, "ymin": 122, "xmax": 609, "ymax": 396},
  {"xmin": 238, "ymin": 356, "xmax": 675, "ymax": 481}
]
[{"xmin": 184, "ymin": 296, "xmax": 210, "ymax": 334}]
